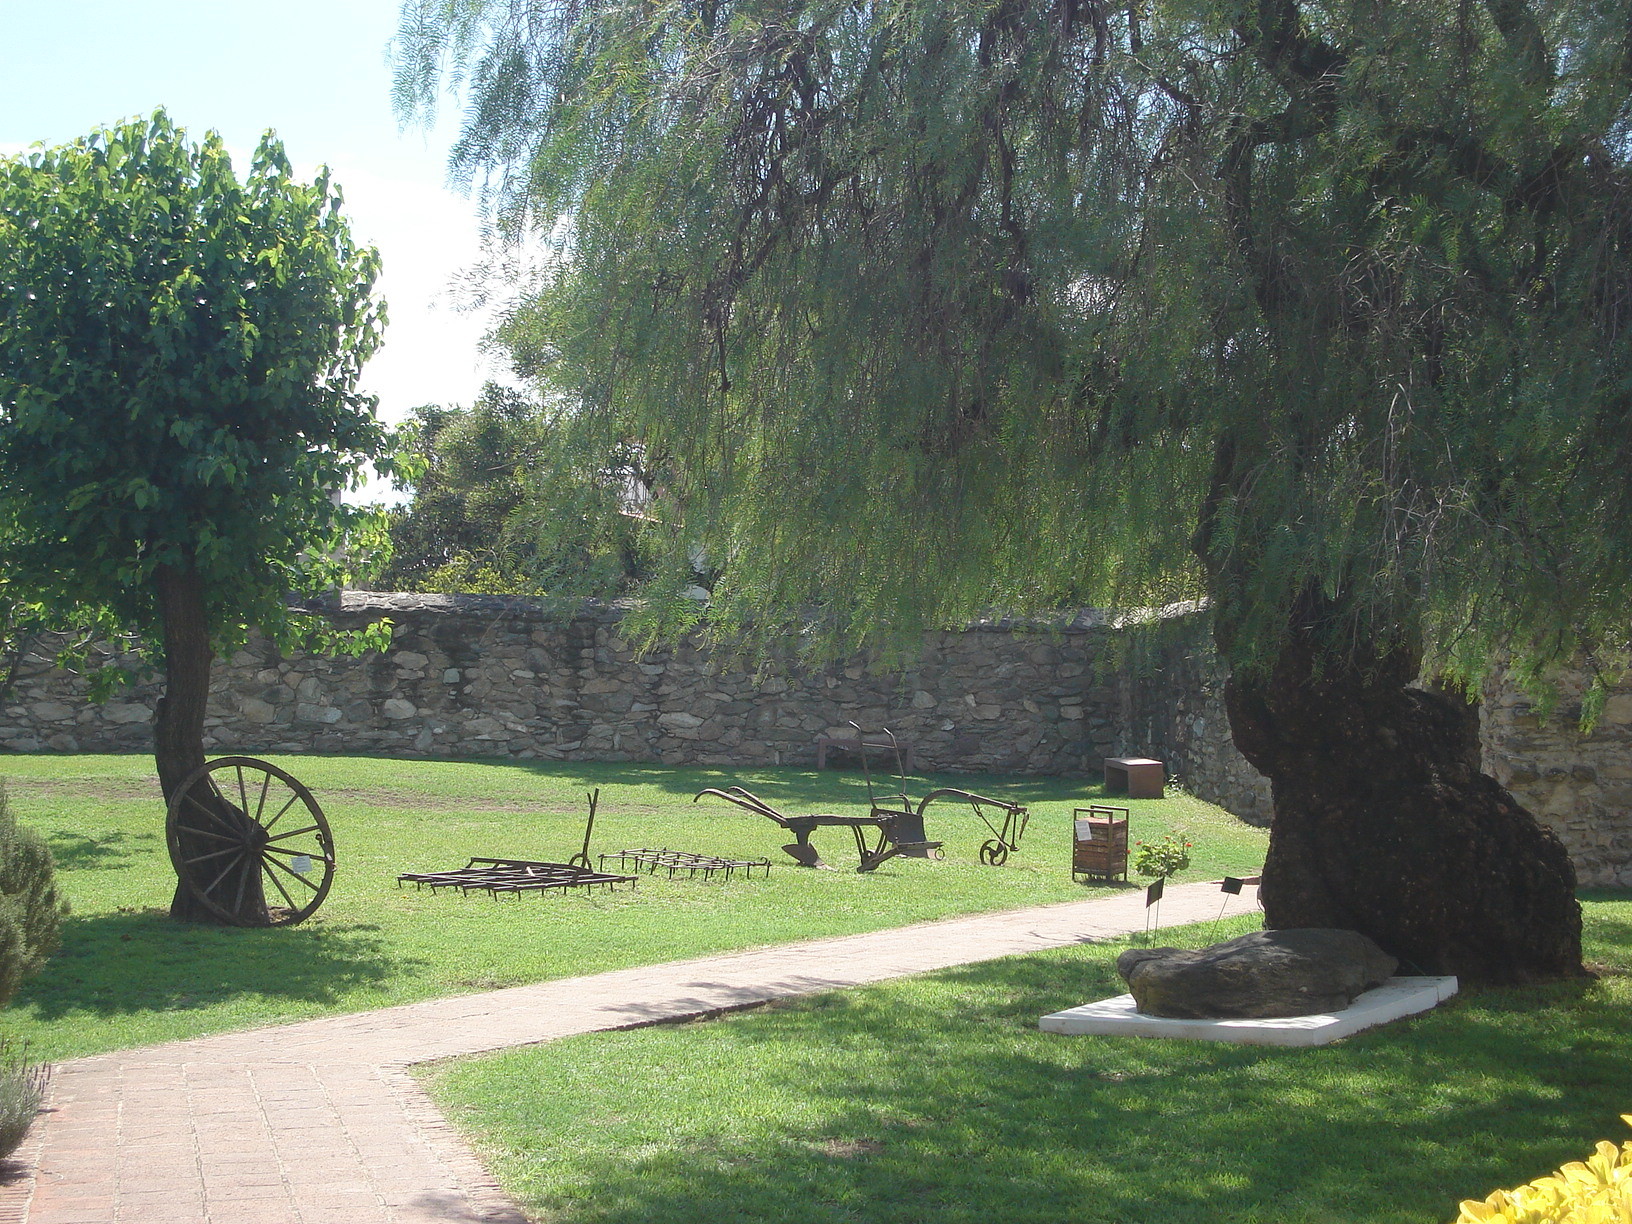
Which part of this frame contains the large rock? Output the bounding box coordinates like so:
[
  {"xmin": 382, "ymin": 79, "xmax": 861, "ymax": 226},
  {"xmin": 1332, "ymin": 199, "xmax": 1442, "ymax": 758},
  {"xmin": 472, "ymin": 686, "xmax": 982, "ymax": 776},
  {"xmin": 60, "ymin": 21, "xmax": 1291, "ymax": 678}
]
[{"xmin": 1117, "ymin": 929, "xmax": 1398, "ymax": 1019}]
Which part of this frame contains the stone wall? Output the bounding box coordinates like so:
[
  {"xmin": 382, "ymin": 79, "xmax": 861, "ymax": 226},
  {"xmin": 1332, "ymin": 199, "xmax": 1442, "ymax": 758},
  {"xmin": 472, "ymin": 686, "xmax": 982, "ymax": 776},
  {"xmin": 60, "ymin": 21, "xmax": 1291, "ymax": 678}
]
[
  {"xmin": 2, "ymin": 593, "xmax": 1626, "ymax": 886},
  {"xmin": 1482, "ymin": 667, "xmax": 1632, "ymax": 888},
  {"xmin": 0, "ymin": 594, "xmax": 1134, "ymax": 774},
  {"xmin": 1117, "ymin": 619, "xmax": 1274, "ymax": 826}
]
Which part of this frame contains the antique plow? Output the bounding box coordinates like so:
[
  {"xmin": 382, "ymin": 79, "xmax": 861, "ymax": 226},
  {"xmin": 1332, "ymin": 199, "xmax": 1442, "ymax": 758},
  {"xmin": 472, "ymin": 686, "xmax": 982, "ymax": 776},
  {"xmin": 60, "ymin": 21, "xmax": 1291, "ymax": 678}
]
[
  {"xmin": 691, "ymin": 784, "xmax": 942, "ymax": 872},
  {"xmin": 916, "ymin": 788, "xmax": 1030, "ymax": 865},
  {"xmin": 695, "ymin": 725, "xmax": 1029, "ymax": 871},
  {"xmin": 855, "ymin": 725, "xmax": 1031, "ymax": 867},
  {"xmin": 397, "ymin": 788, "xmax": 637, "ymax": 899}
]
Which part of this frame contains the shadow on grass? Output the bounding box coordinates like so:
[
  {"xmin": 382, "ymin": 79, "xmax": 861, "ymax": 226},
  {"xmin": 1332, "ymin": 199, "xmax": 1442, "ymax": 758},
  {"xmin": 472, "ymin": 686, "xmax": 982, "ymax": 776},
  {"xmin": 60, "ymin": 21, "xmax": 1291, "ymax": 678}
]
[
  {"xmin": 14, "ymin": 909, "xmax": 410, "ymax": 1021},
  {"xmin": 46, "ymin": 828, "xmax": 158, "ymax": 871},
  {"xmin": 451, "ymin": 934, "xmax": 1632, "ymax": 1224}
]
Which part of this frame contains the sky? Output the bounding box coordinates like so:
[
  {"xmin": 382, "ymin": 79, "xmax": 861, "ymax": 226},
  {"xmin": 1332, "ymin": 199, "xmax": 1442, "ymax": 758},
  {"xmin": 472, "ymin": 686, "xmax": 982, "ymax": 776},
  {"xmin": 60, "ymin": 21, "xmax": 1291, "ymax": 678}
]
[{"xmin": 0, "ymin": 0, "xmax": 509, "ymax": 495}]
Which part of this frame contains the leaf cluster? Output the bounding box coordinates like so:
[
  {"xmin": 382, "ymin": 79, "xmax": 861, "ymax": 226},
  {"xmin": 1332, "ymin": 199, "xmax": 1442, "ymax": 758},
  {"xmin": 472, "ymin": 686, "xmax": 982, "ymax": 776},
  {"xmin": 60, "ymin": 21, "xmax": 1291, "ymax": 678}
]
[
  {"xmin": 0, "ymin": 110, "xmax": 397, "ymax": 659},
  {"xmin": 381, "ymin": 383, "xmax": 659, "ymax": 597}
]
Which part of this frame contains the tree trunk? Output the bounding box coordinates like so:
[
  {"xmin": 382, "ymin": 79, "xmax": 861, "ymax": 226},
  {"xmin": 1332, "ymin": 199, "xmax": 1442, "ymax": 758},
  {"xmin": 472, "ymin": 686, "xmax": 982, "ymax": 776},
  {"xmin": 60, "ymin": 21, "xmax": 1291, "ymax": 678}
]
[
  {"xmin": 155, "ymin": 563, "xmax": 269, "ymax": 925},
  {"xmin": 1224, "ymin": 620, "xmax": 1583, "ymax": 984}
]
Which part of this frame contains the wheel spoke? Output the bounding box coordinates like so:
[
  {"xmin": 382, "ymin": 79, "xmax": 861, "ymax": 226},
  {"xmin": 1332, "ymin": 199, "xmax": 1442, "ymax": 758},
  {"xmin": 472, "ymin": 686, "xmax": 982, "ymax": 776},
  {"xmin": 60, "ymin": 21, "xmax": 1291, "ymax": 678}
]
[
  {"xmin": 266, "ymin": 823, "xmax": 322, "ymax": 844},
  {"xmin": 174, "ymin": 824, "xmax": 240, "ymax": 846},
  {"xmin": 233, "ymin": 847, "xmax": 252, "ymax": 914},
  {"xmin": 205, "ymin": 779, "xmax": 246, "ymax": 822},
  {"xmin": 263, "ymin": 853, "xmax": 320, "ymax": 891},
  {"xmin": 202, "ymin": 850, "xmax": 248, "ymax": 897},
  {"xmin": 183, "ymin": 791, "xmax": 238, "ymax": 832},
  {"xmin": 261, "ymin": 792, "xmax": 302, "ymax": 834},
  {"xmin": 254, "ymin": 771, "xmax": 272, "ymax": 824},
  {"xmin": 236, "ymin": 765, "xmax": 250, "ymax": 827},
  {"xmin": 263, "ymin": 843, "xmax": 332, "ymax": 865},
  {"xmin": 182, "ymin": 846, "xmax": 244, "ymax": 867},
  {"xmin": 261, "ymin": 859, "xmax": 299, "ymax": 911}
]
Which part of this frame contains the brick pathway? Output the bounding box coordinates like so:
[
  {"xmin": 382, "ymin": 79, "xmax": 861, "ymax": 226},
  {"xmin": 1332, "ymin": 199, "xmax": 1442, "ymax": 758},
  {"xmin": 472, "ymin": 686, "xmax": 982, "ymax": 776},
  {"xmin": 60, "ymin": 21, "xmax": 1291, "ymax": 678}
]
[{"xmin": 3, "ymin": 881, "xmax": 1258, "ymax": 1223}]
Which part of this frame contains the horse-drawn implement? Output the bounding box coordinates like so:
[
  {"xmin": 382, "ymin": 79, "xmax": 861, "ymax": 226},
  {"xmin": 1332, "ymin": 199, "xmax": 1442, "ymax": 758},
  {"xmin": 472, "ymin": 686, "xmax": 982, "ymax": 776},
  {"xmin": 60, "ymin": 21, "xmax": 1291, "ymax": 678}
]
[{"xmin": 694, "ymin": 726, "xmax": 1029, "ymax": 871}]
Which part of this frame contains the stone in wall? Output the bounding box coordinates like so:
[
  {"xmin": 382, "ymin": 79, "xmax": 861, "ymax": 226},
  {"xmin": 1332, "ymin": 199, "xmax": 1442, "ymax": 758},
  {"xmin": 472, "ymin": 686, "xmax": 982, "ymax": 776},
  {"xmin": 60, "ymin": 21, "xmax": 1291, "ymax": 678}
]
[{"xmin": 1482, "ymin": 668, "xmax": 1632, "ymax": 888}]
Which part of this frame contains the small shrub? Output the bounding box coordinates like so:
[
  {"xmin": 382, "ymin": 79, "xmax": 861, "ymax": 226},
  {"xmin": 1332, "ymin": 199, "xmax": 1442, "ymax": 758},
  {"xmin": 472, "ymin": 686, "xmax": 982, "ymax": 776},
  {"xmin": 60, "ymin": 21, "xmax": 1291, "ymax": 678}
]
[
  {"xmin": 0, "ymin": 1040, "xmax": 46, "ymax": 1160},
  {"xmin": 1133, "ymin": 831, "xmax": 1193, "ymax": 879},
  {"xmin": 0, "ymin": 780, "xmax": 65, "ymax": 1009},
  {"xmin": 1455, "ymin": 1115, "xmax": 1632, "ymax": 1223}
]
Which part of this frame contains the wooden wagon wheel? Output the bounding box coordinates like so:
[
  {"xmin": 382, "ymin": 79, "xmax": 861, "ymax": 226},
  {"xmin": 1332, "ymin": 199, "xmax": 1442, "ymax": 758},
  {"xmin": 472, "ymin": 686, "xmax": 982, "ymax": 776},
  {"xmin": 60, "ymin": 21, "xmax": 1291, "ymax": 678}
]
[{"xmin": 166, "ymin": 756, "xmax": 336, "ymax": 927}]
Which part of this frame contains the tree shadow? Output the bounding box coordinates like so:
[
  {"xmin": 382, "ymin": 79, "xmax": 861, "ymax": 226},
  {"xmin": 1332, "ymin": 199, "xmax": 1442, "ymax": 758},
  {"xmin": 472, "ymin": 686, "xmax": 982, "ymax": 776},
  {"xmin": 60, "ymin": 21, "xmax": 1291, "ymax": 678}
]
[
  {"xmin": 457, "ymin": 943, "xmax": 1632, "ymax": 1224},
  {"xmin": 45, "ymin": 828, "xmax": 157, "ymax": 872},
  {"xmin": 13, "ymin": 909, "xmax": 412, "ymax": 1022}
]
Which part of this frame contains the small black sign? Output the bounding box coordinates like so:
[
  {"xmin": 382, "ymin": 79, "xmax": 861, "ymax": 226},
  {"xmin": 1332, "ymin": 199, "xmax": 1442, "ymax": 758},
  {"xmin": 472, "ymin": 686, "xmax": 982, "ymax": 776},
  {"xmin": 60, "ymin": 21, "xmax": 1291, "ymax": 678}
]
[
  {"xmin": 1221, "ymin": 876, "xmax": 1243, "ymax": 895},
  {"xmin": 1145, "ymin": 877, "xmax": 1164, "ymax": 906}
]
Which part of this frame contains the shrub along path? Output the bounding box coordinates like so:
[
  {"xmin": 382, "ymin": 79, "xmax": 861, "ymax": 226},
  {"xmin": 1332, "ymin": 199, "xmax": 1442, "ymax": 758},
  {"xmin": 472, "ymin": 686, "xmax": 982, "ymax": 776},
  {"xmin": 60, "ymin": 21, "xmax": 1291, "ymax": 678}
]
[{"xmin": 0, "ymin": 880, "xmax": 1256, "ymax": 1224}]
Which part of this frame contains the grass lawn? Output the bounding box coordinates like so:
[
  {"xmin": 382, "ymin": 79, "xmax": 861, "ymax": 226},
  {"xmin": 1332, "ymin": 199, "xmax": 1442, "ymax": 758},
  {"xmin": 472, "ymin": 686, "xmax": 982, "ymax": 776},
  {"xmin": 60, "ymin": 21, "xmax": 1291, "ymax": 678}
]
[
  {"xmin": 0, "ymin": 753, "xmax": 1266, "ymax": 1060},
  {"xmin": 422, "ymin": 897, "xmax": 1632, "ymax": 1224}
]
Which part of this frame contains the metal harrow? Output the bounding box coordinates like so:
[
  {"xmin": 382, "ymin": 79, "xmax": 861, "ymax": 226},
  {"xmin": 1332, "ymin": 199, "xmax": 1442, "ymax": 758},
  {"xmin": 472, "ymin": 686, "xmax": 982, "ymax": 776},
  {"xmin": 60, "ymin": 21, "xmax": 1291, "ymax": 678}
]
[
  {"xmin": 397, "ymin": 788, "xmax": 637, "ymax": 898},
  {"xmin": 599, "ymin": 848, "xmax": 773, "ymax": 880}
]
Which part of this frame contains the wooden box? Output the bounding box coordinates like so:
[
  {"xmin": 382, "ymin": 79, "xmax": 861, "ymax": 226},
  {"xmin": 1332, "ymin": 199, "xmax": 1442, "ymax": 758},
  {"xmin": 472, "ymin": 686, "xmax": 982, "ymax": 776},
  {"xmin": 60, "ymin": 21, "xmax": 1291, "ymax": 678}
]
[{"xmin": 1073, "ymin": 805, "xmax": 1130, "ymax": 882}]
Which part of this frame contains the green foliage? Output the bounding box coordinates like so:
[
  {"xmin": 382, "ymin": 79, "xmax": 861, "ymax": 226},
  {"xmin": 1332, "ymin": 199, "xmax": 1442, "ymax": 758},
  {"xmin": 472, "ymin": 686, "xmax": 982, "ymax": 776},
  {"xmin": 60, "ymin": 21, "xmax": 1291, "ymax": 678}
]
[
  {"xmin": 395, "ymin": 0, "xmax": 1632, "ymax": 683},
  {"xmin": 0, "ymin": 109, "xmax": 396, "ymax": 661},
  {"xmin": 0, "ymin": 1039, "xmax": 47, "ymax": 1160},
  {"xmin": 1132, "ymin": 830, "xmax": 1193, "ymax": 879},
  {"xmin": 0, "ymin": 782, "xmax": 64, "ymax": 1011},
  {"xmin": 382, "ymin": 391, "xmax": 541, "ymax": 592},
  {"xmin": 382, "ymin": 384, "xmax": 657, "ymax": 597}
]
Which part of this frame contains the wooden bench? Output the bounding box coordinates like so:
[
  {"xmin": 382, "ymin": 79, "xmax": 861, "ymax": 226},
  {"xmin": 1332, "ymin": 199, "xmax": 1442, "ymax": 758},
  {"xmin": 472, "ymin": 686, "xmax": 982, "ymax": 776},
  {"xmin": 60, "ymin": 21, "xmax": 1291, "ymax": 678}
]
[
  {"xmin": 1103, "ymin": 756, "xmax": 1164, "ymax": 799},
  {"xmin": 816, "ymin": 734, "xmax": 916, "ymax": 773}
]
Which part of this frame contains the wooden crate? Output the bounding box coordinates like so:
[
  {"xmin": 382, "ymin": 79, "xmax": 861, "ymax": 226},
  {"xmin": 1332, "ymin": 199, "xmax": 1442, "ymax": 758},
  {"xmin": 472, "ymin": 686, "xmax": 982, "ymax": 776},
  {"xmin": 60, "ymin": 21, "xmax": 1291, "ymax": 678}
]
[{"xmin": 1072, "ymin": 805, "xmax": 1130, "ymax": 882}]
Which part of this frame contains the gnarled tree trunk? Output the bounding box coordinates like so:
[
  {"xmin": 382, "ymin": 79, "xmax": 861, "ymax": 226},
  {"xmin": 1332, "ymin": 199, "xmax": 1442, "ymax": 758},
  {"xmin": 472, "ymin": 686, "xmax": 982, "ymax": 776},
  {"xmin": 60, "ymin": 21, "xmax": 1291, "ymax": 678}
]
[
  {"xmin": 1225, "ymin": 619, "xmax": 1583, "ymax": 984},
  {"xmin": 155, "ymin": 562, "xmax": 269, "ymax": 925}
]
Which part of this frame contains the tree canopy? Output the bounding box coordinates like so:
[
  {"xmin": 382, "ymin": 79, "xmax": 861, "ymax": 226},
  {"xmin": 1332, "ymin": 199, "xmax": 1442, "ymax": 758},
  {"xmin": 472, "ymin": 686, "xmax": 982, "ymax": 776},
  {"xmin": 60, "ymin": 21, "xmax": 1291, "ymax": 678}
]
[
  {"xmin": 0, "ymin": 110, "xmax": 394, "ymax": 922},
  {"xmin": 0, "ymin": 110, "xmax": 390, "ymax": 661},
  {"xmin": 395, "ymin": 0, "xmax": 1632, "ymax": 685},
  {"xmin": 395, "ymin": 0, "xmax": 1630, "ymax": 977},
  {"xmin": 380, "ymin": 385, "xmax": 654, "ymax": 596}
]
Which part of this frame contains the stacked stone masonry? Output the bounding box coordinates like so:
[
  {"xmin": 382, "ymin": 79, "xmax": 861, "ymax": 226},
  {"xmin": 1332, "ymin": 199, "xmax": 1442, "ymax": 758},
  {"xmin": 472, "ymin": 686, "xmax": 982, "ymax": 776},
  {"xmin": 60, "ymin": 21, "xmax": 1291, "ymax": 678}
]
[{"xmin": 1, "ymin": 593, "xmax": 1626, "ymax": 886}]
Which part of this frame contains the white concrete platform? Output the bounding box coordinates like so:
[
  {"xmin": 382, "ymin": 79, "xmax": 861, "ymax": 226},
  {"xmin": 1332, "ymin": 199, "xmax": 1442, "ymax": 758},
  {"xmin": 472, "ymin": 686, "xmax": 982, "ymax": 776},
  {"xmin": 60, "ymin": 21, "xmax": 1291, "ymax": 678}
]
[{"xmin": 1039, "ymin": 975, "xmax": 1459, "ymax": 1046}]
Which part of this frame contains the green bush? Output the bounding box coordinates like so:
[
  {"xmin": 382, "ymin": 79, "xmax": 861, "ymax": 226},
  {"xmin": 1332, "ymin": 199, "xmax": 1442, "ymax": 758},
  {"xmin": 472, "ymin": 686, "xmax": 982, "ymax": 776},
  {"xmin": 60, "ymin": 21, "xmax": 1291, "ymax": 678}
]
[
  {"xmin": 1133, "ymin": 830, "xmax": 1193, "ymax": 879},
  {"xmin": 0, "ymin": 1039, "xmax": 46, "ymax": 1159},
  {"xmin": 0, "ymin": 781, "xmax": 64, "ymax": 1009}
]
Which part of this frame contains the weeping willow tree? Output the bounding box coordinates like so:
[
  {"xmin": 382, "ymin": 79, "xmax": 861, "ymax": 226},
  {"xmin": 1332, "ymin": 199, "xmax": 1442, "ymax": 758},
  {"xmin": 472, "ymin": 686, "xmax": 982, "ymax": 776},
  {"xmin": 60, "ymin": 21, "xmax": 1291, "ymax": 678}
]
[{"xmin": 394, "ymin": 0, "xmax": 1632, "ymax": 980}]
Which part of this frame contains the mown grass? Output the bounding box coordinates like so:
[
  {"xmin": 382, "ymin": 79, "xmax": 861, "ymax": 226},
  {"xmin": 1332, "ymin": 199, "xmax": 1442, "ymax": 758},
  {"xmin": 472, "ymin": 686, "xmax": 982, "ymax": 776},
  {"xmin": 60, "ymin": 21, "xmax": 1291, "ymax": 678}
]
[
  {"xmin": 423, "ymin": 898, "xmax": 1632, "ymax": 1224},
  {"xmin": 0, "ymin": 753, "xmax": 1266, "ymax": 1060}
]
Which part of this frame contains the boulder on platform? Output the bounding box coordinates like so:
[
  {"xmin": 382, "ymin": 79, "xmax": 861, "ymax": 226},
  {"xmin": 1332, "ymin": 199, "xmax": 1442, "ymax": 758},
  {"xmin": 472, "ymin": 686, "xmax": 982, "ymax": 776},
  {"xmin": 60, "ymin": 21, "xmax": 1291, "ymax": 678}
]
[{"xmin": 1117, "ymin": 929, "xmax": 1398, "ymax": 1019}]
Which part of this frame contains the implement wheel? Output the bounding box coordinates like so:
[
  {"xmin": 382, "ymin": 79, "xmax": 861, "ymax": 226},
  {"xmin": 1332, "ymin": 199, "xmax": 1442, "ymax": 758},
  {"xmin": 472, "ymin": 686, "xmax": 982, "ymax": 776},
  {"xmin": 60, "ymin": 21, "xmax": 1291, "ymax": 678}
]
[{"xmin": 166, "ymin": 756, "xmax": 335, "ymax": 926}]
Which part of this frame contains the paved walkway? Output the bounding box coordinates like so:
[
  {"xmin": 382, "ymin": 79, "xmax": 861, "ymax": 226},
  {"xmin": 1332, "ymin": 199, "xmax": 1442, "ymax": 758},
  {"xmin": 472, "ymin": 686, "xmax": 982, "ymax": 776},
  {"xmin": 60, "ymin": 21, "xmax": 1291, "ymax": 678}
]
[{"xmin": 3, "ymin": 881, "xmax": 1258, "ymax": 1224}]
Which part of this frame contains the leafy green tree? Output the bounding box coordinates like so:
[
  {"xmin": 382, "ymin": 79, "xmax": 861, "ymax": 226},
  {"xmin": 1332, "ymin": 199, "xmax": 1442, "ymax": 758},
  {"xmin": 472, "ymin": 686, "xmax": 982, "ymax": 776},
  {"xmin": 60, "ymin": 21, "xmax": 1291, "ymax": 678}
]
[
  {"xmin": 396, "ymin": 0, "xmax": 1632, "ymax": 979},
  {"xmin": 381, "ymin": 390, "xmax": 541, "ymax": 591},
  {"xmin": 0, "ymin": 111, "xmax": 393, "ymax": 924},
  {"xmin": 382, "ymin": 384, "xmax": 657, "ymax": 597}
]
